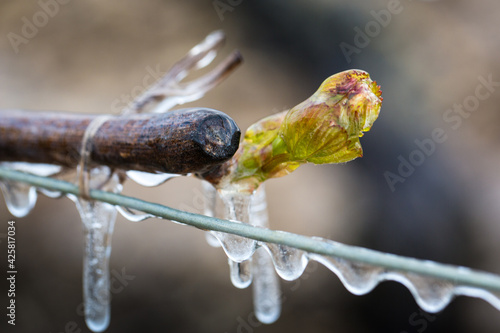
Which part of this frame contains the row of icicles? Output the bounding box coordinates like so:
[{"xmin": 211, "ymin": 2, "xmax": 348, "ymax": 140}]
[{"xmin": 1, "ymin": 161, "xmax": 500, "ymax": 332}]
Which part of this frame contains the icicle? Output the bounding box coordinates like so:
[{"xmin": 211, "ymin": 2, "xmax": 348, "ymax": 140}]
[
  {"xmin": 252, "ymin": 247, "xmax": 281, "ymax": 324},
  {"xmin": 73, "ymin": 167, "xmax": 120, "ymax": 333},
  {"xmin": 126, "ymin": 170, "xmax": 179, "ymax": 187},
  {"xmin": 77, "ymin": 198, "xmax": 116, "ymax": 332},
  {"xmin": 249, "ymin": 186, "xmax": 281, "ymax": 324},
  {"xmin": 75, "ymin": 114, "xmax": 121, "ymax": 333}
]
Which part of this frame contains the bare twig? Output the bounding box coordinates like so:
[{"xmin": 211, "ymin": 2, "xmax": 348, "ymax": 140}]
[{"xmin": 0, "ymin": 108, "xmax": 240, "ymax": 174}]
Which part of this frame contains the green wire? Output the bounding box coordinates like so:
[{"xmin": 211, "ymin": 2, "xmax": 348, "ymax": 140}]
[{"xmin": 1, "ymin": 166, "xmax": 500, "ymax": 293}]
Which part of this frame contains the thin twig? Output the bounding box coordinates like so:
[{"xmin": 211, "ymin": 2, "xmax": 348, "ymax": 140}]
[{"xmin": 1, "ymin": 166, "xmax": 500, "ymax": 293}]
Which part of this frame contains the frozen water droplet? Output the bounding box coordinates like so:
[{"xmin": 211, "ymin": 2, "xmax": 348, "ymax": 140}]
[
  {"xmin": 229, "ymin": 259, "xmax": 253, "ymax": 289},
  {"xmin": 308, "ymin": 253, "xmax": 381, "ymax": 295},
  {"xmin": 264, "ymin": 243, "xmax": 307, "ymax": 281},
  {"xmin": 210, "ymin": 227, "xmax": 257, "ymax": 262},
  {"xmin": 116, "ymin": 205, "xmax": 154, "ymax": 222},
  {"xmin": 0, "ymin": 180, "xmax": 37, "ymax": 217},
  {"xmin": 252, "ymin": 247, "xmax": 281, "ymax": 324},
  {"xmin": 396, "ymin": 272, "xmax": 454, "ymax": 312},
  {"xmin": 126, "ymin": 170, "xmax": 179, "ymax": 187},
  {"xmin": 0, "ymin": 162, "xmax": 63, "ymax": 217}
]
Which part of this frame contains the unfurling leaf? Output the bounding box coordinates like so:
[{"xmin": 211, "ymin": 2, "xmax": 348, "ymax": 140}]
[{"xmin": 210, "ymin": 69, "xmax": 382, "ymax": 192}]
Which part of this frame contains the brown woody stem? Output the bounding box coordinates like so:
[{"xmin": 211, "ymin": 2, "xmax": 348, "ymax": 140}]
[{"xmin": 0, "ymin": 108, "xmax": 240, "ymax": 175}]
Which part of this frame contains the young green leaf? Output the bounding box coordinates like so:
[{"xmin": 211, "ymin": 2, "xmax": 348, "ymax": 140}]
[{"xmin": 209, "ymin": 69, "xmax": 382, "ymax": 192}]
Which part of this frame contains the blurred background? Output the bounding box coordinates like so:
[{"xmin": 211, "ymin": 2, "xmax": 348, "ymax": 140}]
[{"xmin": 1, "ymin": 0, "xmax": 500, "ymax": 332}]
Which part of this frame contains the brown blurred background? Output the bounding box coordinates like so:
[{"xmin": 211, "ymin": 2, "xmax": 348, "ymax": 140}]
[{"xmin": 2, "ymin": 0, "xmax": 500, "ymax": 332}]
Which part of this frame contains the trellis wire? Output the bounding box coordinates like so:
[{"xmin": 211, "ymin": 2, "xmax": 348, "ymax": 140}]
[{"xmin": 1, "ymin": 166, "xmax": 500, "ymax": 292}]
